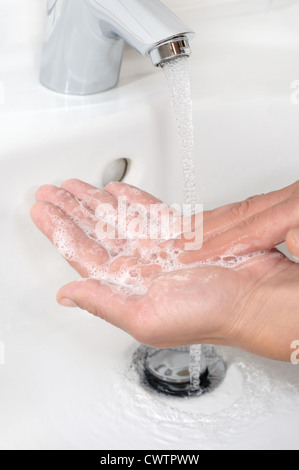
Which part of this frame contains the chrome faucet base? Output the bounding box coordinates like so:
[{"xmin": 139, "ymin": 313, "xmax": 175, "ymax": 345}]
[
  {"xmin": 40, "ymin": 0, "xmax": 195, "ymax": 95},
  {"xmin": 133, "ymin": 345, "xmax": 226, "ymax": 397}
]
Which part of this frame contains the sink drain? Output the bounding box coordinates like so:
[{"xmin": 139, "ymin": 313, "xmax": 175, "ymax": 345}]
[{"xmin": 133, "ymin": 345, "xmax": 226, "ymax": 397}]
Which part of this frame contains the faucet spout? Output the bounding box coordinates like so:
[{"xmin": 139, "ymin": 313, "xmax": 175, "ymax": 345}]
[{"xmin": 40, "ymin": 0, "xmax": 195, "ymax": 95}]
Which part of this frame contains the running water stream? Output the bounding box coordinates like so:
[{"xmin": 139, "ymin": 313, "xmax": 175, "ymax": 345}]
[{"xmin": 161, "ymin": 57, "xmax": 203, "ymax": 392}]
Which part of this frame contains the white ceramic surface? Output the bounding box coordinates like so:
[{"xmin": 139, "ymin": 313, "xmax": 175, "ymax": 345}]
[{"xmin": 0, "ymin": 0, "xmax": 299, "ymax": 450}]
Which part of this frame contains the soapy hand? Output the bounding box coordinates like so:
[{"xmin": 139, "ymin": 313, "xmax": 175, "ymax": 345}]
[{"xmin": 31, "ymin": 179, "xmax": 299, "ymax": 362}]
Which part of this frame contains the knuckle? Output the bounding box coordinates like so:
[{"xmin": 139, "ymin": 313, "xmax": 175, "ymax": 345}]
[
  {"xmin": 230, "ymin": 200, "xmax": 251, "ymax": 220},
  {"xmin": 246, "ymin": 194, "xmax": 263, "ymax": 201}
]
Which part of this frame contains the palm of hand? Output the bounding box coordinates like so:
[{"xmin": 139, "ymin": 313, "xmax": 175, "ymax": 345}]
[{"xmin": 31, "ymin": 179, "xmax": 298, "ymax": 360}]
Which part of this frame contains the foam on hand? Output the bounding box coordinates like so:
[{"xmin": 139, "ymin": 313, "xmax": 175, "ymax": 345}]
[{"xmin": 50, "ymin": 195, "xmax": 269, "ymax": 300}]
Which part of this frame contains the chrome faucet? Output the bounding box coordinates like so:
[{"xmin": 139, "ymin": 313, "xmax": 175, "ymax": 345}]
[{"xmin": 40, "ymin": 0, "xmax": 195, "ymax": 95}]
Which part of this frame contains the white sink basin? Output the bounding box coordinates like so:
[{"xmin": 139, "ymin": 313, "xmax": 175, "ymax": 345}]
[{"xmin": 0, "ymin": 0, "xmax": 299, "ymax": 450}]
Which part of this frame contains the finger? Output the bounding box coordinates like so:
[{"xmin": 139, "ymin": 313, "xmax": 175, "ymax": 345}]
[
  {"xmin": 106, "ymin": 182, "xmax": 299, "ymax": 243},
  {"xmin": 105, "ymin": 182, "xmax": 231, "ymax": 245},
  {"xmin": 203, "ymin": 181, "xmax": 299, "ymax": 239},
  {"xmin": 286, "ymin": 228, "xmax": 299, "ymax": 260},
  {"xmin": 105, "ymin": 181, "xmax": 225, "ymax": 223},
  {"xmin": 105, "ymin": 182, "xmax": 195, "ymax": 243},
  {"xmin": 63, "ymin": 181, "xmax": 182, "ymax": 236},
  {"xmin": 57, "ymin": 279, "xmax": 139, "ymax": 334},
  {"xmin": 31, "ymin": 202, "xmax": 109, "ymax": 276},
  {"xmin": 181, "ymin": 193, "xmax": 299, "ymax": 263},
  {"xmin": 104, "ymin": 181, "xmax": 162, "ymax": 208},
  {"xmin": 61, "ymin": 179, "xmax": 117, "ymax": 212},
  {"xmin": 105, "ymin": 181, "xmax": 232, "ymax": 242},
  {"xmin": 60, "ymin": 179, "xmax": 131, "ymax": 247},
  {"xmin": 203, "ymin": 202, "xmax": 239, "ymax": 223},
  {"xmin": 36, "ymin": 184, "xmax": 96, "ymax": 237}
]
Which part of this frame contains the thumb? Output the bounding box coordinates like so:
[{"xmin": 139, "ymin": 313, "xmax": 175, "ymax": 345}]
[
  {"xmin": 286, "ymin": 228, "xmax": 299, "ymax": 261},
  {"xmin": 57, "ymin": 279, "xmax": 137, "ymax": 332}
]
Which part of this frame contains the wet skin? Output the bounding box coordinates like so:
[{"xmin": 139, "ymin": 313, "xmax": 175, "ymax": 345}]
[{"xmin": 31, "ymin": 179, "xmax": 299, "ymax": 362}]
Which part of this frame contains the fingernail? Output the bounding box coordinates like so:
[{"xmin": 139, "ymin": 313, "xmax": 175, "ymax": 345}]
[{"xmin": 59, "ymin": 298, "xmax": 78, "ymax": 308}]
